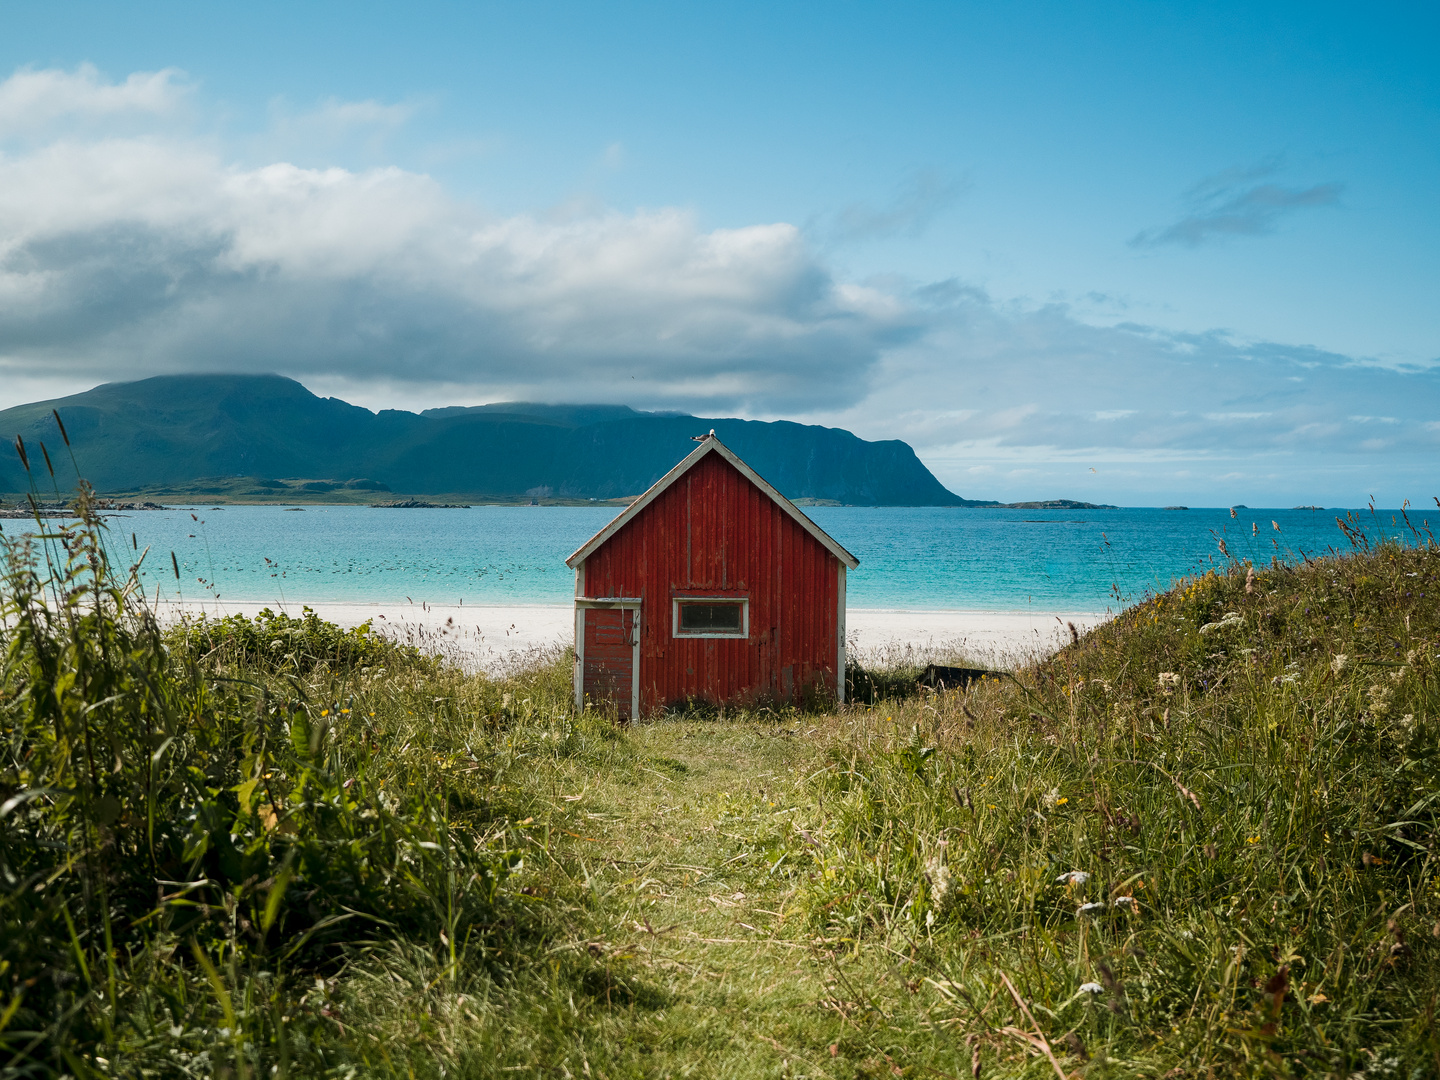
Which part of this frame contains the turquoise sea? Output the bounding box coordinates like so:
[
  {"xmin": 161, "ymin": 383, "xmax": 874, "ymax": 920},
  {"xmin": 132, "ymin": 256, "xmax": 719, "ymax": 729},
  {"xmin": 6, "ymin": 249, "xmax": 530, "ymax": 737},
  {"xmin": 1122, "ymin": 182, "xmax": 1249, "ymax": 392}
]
[{"xmin": 25, "ymin": 503, "xmax": 1423, "ymax": 613}]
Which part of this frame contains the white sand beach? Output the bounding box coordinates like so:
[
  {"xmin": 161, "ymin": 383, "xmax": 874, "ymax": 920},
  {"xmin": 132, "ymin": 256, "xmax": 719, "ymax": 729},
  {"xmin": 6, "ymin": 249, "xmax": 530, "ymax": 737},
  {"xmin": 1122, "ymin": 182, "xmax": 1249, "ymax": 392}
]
[
  {"xmin": 159, "ymin": 598, "xmax": 1110, "ymax": 671},
  {"xmin": 845, "ymin": 608, "xmax": 1109, "ymax": 666}
]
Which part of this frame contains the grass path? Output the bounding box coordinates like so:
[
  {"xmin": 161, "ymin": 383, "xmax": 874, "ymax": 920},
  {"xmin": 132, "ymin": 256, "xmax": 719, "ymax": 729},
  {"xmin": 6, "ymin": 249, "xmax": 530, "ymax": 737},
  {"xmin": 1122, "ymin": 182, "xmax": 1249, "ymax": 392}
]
[{"xmin": 509, "ymin": 718, "xmax": 944, "ymax": 1079}]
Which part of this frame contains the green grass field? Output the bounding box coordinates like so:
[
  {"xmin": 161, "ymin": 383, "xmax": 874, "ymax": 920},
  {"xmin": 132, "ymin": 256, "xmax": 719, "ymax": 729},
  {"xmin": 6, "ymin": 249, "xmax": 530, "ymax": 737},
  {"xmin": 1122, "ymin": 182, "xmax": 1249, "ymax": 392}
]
[{"xmin": 2, "ymin": 490, "xmax": 1437, "ymax": 1078}]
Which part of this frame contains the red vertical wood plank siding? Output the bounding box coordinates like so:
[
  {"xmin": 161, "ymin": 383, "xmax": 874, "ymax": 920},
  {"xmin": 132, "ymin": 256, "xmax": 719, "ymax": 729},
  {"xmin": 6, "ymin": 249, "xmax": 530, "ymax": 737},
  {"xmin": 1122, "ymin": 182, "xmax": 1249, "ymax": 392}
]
[{"xmin": 582, "ymin": 453, "xmax": 839, "ymax": 713}]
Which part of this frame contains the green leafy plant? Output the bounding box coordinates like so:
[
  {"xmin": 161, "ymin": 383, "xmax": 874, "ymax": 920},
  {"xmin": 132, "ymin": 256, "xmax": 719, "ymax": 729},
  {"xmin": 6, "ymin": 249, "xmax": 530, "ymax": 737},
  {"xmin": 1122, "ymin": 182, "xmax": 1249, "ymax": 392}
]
[
  {"xmin": 0, "ymin": 486, "xmax": 517, "ymax": 1075},
  {"xmin": 172, "ymin": 605, "xmax": 432, "ymax": 675}
]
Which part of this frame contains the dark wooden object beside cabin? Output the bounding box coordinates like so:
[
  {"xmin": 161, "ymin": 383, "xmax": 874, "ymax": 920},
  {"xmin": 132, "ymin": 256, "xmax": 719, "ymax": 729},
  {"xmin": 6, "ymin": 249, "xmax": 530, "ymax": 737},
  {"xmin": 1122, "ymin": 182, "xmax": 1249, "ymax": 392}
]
[
  {"xmin": 917, "ymin": 664, "xmax": 1002, "ymax": 691},
  {"xmin": 566, "ymin": 434, "xmax": 859, "ymax": 718}
]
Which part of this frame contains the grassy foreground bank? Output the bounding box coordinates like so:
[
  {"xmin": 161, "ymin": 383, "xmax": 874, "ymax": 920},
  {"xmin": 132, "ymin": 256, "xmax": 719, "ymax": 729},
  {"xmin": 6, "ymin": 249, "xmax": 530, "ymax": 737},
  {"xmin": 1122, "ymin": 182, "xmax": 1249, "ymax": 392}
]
[{"xmin": 2, "ymin": 494, "xmax": 1438, "ymax": 1078}]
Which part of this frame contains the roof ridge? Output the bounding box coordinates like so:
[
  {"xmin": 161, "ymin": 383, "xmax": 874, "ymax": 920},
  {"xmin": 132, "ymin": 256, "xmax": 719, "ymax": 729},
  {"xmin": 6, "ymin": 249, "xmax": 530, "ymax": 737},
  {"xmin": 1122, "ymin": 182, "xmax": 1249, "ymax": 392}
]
[{"xmin": 565, "ymin": 436, "xmax": 859, "ymax": 569}]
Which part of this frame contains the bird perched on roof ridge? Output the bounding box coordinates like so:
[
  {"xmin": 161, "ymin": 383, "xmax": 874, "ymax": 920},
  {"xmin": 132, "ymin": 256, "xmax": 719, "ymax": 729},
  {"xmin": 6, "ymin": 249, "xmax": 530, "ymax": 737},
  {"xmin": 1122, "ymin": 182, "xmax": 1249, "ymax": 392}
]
[{"xmin": 692, "ymin": 429, "xmax": 716, "ymax": 441}]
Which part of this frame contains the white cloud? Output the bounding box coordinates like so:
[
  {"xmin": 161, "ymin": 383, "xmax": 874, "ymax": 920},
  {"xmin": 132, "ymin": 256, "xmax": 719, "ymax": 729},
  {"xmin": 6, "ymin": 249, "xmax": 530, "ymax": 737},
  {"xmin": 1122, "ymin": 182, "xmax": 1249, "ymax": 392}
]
[
  {"xmin": 1131, "ymin": 158, "xmax": 1344, "ymax": 248},
  {"xmin": 830, "ymin": 169, "xmax": 967, "ymax": 242},
  {"xmin": 260, "ymin": 96, "xmax": 424, "ymax": 162},
  {"xmin": 0, "ymin": 64, "xmax": 189, "ymax": 137},
  {"xmin": 806, "ymin": 285, "xmax": 1440, "ymax": 504},
  {"xmin": 0, "ymin": 67, "xmax": 916, "ymax": 413},
  {"xmin": 298, "ymin": 98, "xmax": 418, "ymax": 133}
]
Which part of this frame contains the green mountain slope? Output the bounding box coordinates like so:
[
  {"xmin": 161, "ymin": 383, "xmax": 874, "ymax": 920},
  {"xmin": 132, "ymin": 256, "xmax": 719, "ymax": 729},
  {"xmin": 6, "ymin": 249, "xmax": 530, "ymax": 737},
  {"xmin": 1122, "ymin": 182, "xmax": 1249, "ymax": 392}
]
[{"xmin": 0, "ymin": 374, "xmax": 983, "ymax": 505}]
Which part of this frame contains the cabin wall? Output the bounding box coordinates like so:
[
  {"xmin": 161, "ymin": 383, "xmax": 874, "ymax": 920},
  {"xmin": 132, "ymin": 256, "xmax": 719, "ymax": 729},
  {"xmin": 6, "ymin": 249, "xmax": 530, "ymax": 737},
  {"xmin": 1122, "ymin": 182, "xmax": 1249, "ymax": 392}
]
[{"xmin": 580, "ymin": 452, "xmax": 840, "ymax": 712}]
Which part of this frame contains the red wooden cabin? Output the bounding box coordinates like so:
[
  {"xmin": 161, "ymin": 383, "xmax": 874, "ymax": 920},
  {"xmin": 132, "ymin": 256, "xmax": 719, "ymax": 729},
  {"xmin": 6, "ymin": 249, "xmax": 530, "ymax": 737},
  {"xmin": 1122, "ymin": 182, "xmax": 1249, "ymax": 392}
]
[{"xmin": 566, "ymin": 433, "xmax": 859, "ymax": 718}]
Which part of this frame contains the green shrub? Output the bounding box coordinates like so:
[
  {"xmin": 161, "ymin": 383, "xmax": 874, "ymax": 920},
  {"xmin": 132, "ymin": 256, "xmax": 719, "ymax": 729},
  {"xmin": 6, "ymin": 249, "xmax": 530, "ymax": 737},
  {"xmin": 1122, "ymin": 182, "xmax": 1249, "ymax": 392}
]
[{"xmin": 171, "ymin": 605, "xmax": 431, "ymax": 674}]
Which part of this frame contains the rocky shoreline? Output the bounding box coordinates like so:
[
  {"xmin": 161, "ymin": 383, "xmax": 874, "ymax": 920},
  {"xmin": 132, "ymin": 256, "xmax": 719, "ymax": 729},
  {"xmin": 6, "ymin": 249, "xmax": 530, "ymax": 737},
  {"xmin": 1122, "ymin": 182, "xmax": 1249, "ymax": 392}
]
[{"xmin": 0, "ymin": 499, "xmax": 167, "ymax": 519}]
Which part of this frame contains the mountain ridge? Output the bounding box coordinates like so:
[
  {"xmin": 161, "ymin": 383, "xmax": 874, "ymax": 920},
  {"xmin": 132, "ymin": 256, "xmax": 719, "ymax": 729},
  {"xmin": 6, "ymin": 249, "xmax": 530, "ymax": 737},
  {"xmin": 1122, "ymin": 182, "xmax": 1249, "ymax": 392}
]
[{"xmin": 0, "ymin": 374, "xmax": 989, "ymax": 506}]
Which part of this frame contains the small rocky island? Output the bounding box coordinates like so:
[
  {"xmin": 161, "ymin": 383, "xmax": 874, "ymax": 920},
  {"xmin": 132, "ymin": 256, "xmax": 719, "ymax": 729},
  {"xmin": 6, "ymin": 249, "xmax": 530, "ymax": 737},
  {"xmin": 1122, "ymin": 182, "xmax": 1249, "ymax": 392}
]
[{"xmin": 370, "ymin": 499, "xmax": 470, "ymax": 508}]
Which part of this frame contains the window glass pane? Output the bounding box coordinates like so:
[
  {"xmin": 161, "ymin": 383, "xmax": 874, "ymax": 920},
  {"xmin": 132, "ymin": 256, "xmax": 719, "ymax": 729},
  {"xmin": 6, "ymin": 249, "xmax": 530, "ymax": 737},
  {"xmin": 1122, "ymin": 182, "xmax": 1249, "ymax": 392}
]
[{"xmin": 678, "ymin": 602, "xmax": 743, "ymax": 632}]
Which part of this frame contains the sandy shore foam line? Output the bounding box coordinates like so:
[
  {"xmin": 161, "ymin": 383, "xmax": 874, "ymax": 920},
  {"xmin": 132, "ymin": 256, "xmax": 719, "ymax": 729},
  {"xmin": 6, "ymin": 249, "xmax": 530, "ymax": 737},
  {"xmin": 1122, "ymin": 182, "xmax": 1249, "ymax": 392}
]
[{"xmin": 157, "ymin": 599, "xmax": 1110, "ymax": 672}]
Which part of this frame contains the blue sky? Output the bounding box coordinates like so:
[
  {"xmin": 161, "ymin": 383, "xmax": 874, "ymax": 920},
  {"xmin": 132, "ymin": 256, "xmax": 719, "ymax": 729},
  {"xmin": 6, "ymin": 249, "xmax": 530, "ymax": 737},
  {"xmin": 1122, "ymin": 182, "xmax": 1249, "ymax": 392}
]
[{"xmin": 0, "ymin": 1, "xmax": 1436, "ymax": 505}]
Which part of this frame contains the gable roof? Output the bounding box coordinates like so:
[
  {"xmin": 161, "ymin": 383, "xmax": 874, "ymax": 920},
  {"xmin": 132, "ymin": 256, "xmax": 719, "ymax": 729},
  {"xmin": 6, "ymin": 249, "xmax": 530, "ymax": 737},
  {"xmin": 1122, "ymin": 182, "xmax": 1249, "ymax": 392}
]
[{"xmin": 565, "ymin": 435, "xmax": 860, "ymax": 570}]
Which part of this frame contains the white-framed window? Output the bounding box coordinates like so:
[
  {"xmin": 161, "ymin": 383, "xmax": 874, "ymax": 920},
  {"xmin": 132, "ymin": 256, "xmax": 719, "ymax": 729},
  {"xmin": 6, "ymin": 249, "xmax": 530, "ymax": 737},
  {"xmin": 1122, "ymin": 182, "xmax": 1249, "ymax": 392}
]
[{"xmin": 672, "ymin": 596, "xmax": 749, "ymax": 639}]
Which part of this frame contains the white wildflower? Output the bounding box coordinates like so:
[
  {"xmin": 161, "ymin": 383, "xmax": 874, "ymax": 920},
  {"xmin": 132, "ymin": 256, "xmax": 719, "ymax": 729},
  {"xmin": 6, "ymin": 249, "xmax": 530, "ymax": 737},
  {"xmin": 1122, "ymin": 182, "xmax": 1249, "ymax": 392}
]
[
  {"xmin": 1078, "ymin": 901, "xmax": 1106, "ymax": 915},
  {"xmin": 1055, "ymin": 871, "xmax": 1090, "ymax": 886},
  {"xmin": 1041, "ymin": 787, "xmax": 1061, "ymax": 810},
  {"xmin": 1393, "ymin": 714, "xmax": 1418, "ymax": 744},
  {"xmin": 1367, "ymin": 684, "xmax": 1393, "ymax": 718},
  {"xmin": 1078, "ymin": 981, "xmax": 1104, "ymax": 994},
  {"xmin": 924, "ymin": 856, "xmax": 952, "ymax": 907},
  {"xmin": 1331, "ymin": 654, "xmax": 1348, "ymax": 675},
  {"xmin": 1112, "ymin": 896, "xmax": 1136, "ymax": 908},
  {"xmin": 1199, "ymin": 612, "xmax": 1244, "ymax": 636}
]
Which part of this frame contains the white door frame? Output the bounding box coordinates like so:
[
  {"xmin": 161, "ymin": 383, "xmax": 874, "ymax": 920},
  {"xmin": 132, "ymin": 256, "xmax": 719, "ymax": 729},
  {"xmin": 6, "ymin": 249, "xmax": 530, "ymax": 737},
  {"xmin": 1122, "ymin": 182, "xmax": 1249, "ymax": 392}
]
[{"xmin": 837, "ymin": 562, "xmax": 847, "ymax": 704}]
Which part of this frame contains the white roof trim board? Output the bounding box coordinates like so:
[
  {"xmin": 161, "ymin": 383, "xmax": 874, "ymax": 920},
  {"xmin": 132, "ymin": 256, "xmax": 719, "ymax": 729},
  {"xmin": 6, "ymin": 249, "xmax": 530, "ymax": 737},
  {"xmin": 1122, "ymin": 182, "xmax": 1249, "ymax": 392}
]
[{"xmin": 565, "ymin": 436, "xmax": 860, "ymax": 570}]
